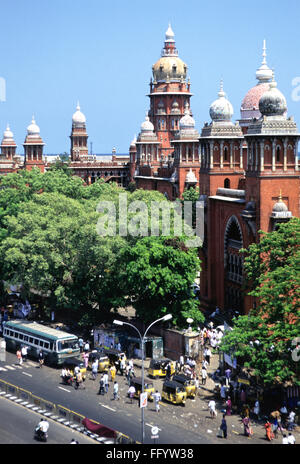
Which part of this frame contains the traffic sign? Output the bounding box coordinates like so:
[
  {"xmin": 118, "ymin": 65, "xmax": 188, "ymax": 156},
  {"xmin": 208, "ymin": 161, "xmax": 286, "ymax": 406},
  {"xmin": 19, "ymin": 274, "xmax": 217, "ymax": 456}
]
[{"xmin": 140, "ymin": 392, "xmax": 147, "ymax": 408}]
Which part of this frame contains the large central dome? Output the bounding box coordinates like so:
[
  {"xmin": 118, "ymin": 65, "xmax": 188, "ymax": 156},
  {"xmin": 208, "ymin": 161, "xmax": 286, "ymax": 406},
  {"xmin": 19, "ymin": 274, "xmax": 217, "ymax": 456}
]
[{"xmin": 152, "ymin": 24, "xmax": 187, "ymax": 82}]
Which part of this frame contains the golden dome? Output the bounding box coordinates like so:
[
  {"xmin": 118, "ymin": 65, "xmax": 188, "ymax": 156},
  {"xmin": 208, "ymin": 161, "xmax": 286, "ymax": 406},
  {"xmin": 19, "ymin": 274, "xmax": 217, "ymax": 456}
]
[{"xmin": 152, "ymin": 56, "xmax": 187, "ymax": 82}]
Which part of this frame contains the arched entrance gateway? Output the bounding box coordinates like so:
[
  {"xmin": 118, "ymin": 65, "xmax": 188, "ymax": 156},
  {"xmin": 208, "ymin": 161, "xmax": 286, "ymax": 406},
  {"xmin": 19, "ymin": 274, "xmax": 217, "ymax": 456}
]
[{"xmin": 224, "ymin": 216, "xmax": 244, "ymax": 314}]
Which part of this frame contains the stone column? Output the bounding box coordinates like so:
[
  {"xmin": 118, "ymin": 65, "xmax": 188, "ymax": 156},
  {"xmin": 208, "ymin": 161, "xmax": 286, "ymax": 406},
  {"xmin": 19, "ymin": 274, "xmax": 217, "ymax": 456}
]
[
  {"xmin": 272, "ymin": 139, "xmax": 276, "ymax": 171},
  {"xmin": 295, "ymin": 138, "xmax": 299, "ymax": 171},
  {"xmin": 220, "ymin": 140, "xmax": 224, "ymax": 169},
  {"xmin": 240, "ymin": 140, "xmax": 243, "ymax": 169},
  {"xmin": 283, "ymin": 138, "xmax": 288, "ymax": 171},
  {"xmin": 260, "ymin": 140, "xmax": 264, "ymax": 171},
  {"xmin": 209, "ymin": 141, "xmax": 214, "ymax": 169}
]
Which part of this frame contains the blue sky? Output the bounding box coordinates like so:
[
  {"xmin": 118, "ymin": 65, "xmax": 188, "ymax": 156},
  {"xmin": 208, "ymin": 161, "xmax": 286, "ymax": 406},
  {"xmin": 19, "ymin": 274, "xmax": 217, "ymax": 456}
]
[{"xmin": 0, "ymin": 0, "xmax": 300, "ymax": 154}]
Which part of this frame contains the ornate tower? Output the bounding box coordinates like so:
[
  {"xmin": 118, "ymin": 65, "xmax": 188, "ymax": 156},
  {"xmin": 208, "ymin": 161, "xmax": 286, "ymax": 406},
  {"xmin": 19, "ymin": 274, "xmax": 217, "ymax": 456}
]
[
  {"xmin": 243, "ymin": 72, "xmax": 300, "ymax": 234},
  {"xmin": 199, "ymin": 80, "xmax": 244, "ymax": 197},
  {"xmin": 23, "ymin": 116, "xmax": 45, "ymax": 172},
  {"xmin": 148, "ymin": 24, "xmax": 193, "ymax": 163},
  {"xmin": 70, "ymin": 102, "xmax": 88, "ymax": 161},
  {"xmin": 0, "ymin": 124, "xmax": 17, "ymax": 159}
]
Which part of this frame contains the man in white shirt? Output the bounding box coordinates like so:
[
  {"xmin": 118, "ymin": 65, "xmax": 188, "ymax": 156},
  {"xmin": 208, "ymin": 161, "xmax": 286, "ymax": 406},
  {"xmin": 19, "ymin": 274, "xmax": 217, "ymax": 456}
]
[
  {"xmin": 282, "ymin": 434, "xmax": 289, "ymax": 444},
  {"xmin": 36, "ymin": 418, "xmax": 49, "ymax": 440},
  {"xmin": 287, "ymin": 432, "xmax": 296, "ymax": 444},
  {"xmin": 21, "ymin": 346, "xmax": 28, "ymax": 362},
  {"xmin": 152, "ymin": 390, "xmax": 161, "ymax": 412},
  {"xmin": 128, "ymin": 385, "xmax": 136, "ymax": 403},
  {"xmin": 102, "ymin": 372, "xmax": 109, "ymax": 393},
  {"xmin": 113, "ymin": 381, "xmax": 119, "ymax": 400},
  {"xmin": 91, "ymin": 360, "xmax": 98, "ymax": 380},
  {"xmin": 208, "ymin": 399, "xmax": 217, "ymax": 418}
]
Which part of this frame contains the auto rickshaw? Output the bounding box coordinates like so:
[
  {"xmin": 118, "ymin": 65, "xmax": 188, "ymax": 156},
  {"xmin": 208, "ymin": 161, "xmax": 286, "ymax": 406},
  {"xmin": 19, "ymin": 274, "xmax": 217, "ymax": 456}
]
[
  {"xmin": 172, "ymin": 374, "xmax": 197, "ymax": 398},
  {"xmin": 148, "ymin": 358, "xmax": 176, "ymax": 379},
  {"xmin": 63, "ymin": 357, "xmax": 87, "ymax": 381},
  {"xmin": 162, "ymin": 380, "xmax": 187, "ymax": 406},
  {"xmin": 103, "ymin": 349, "xmax": 127, "ymax": 369},
  {"xmin": 130, "ymin": 377, "xmax": 155, "ymax": 401},
  {"xmin": 88, "ymin": 349, "xmax": 110, "ymax": 372}
]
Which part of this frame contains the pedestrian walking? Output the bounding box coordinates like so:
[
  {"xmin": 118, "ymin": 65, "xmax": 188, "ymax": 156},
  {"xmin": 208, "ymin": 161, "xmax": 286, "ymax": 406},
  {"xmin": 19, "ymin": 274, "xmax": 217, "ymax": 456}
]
[
  {"xmin": 16, "ymin": 348, "xmax": 23, "ymax": 365},
  {"xmin": 219, "ymin": 414, "xmax": 227, "ymax": 438},
  {"xmin": 74, "ymin": 371, "xmax": 84, "ymax": 390},
  {"xmin": 225, "ymin": 396, "xmax": 232, "ymax": 416},
  {"xmin": 103, "ymin": 372, "xmax": 109, "ymax": 393},
  {"xmin": 179, "ymin": 355, "xmax": 184, "ymax": 372},
  {"xmin": 110, "ymin": 364, "xmax": 116, "ymax": 382},
  {"xmin": 98, "ymin": 376, "xmax": 105, "ymax": 395},
  {"xmin": 242, "ymin": 416, "xmax": 251, "ymax": 437},
  {"xmin": 78, "ymin": 338, "xmax": 84, "ymax": 353},
  {"xmin": 264, "ymin": 420, "xmax": 274, "ymax": 441},
  {"xmin": 112, "ymin": 381, "xmax": 119, "ymax": 401},
  {"xmin": 287, "ymin": 432, "xmax": 296, "ymax": 444},
  {"xmin": 220, "ymin": 384, "xmax": 227, "ymax": 402},
  {"xmin": 91, "ymin": 360, "xmax": 98, "ymax": 380},
  {"xmin": 128, "ymin": 385, "xmax": 136, "ymax": 403},
  {"xmin": 201, "ymin": 367, "xmax": 207, "ymax": 385},
  {"xmin": 84, "ymin": 341, "xmax": 90, "ymax": 353},
  {"xmin": 38, "ymin": 350, "xmax": 44, "ymax": 368},
  {"xmin": 83, "ymin": 352, "xmax": 89, "ymax": 370},
  {"xmin": 153, "ymin": 390, "xmax": 161, "ymax": 412},
  {"xmin": 208, "ymin": 399, "xmax": 217, "ymax": 418},
  {"xmin": 21, "ymin": 346, "xmax": 28, "ymax": 362},
  {"xmin": 282, "ymin": 434, "xmax": 289, "ymax": 444},
  {"xmin": 204, "ymin": 347, "xmax": 211, "ymax": 365}
]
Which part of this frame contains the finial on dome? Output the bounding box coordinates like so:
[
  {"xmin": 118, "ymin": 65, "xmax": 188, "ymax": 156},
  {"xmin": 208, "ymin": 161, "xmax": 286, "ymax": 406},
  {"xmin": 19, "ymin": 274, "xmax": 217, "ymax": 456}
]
[
  {"xmin": 218, "ymin": 78, "xmax": 225, "ymax": 98},
  {"xmin": 262, "ymin": 39, "xmax": 267, "ymax": 65},
  {"xmin": 76, "ymin": 101, "xmax": 80, "ymax": 110}
]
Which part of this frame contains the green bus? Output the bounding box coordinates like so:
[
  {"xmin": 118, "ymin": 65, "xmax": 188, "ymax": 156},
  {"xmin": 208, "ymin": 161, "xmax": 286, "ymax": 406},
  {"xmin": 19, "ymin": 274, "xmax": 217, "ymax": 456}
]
[{"xmin": 3, "ymin": 320, "xmax": 80, "ymax": 366}]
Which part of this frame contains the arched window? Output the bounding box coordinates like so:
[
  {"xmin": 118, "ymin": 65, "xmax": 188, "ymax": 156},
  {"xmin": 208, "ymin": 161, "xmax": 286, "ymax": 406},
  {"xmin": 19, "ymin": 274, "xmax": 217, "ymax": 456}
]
[
  {"xmin": 224, "ymin": 147, "xmax": 228, "ymax": 161},
  {"xmin": 276, "ymin": 146, "xmax": 281, "ymax": 162},
  {"xmin": 224, "ymin": 178, "xmax": 230, "ymax": 188}
]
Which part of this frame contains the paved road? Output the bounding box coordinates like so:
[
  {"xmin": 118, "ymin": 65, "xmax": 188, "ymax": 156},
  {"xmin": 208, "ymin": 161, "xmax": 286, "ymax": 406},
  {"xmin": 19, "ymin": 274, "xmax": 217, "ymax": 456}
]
[
  {"xmin": 0, "ymin": 350, "xmax": 211, "ymax": 444},
  {"xmin": 0, "ymin": 395, "xmax": 96, "ymax": 444}
]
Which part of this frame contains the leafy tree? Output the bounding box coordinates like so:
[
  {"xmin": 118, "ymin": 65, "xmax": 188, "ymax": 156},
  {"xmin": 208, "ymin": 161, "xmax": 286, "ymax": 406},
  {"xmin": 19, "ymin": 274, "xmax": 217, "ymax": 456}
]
[
  {"xmin": 121, "ymin": 236, "xmax": 203, "ymax": 327},
  {"xmin": 220, "ymin": 219, "xmax": 300, "ymax": 386}
]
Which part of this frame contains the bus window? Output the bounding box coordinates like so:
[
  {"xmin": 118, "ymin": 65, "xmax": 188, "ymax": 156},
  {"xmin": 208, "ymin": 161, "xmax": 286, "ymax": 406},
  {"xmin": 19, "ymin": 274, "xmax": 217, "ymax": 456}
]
[
  {"xmin": 29, "ymin": 337, "xmax": 33, "ymax": 344},
  {"xmin": 19, "ymin": 334, "xmax": 24, "ymax": 340},
  {"xmin": 44, "ymin": 342, "xmax": 49, "ymax": 349},
  {"xmin": 34, "ymin": 339, "xmax": 39, "ymax": 345},
  {"xmin": 24, "ymin": 336, "xmax": 28, "ymax": 342}
]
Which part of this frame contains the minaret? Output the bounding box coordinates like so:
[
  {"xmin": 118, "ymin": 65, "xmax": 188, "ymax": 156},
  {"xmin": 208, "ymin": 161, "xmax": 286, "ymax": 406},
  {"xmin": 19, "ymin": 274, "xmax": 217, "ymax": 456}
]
[
  {"xmin": 23, "ymin": 116, "xmax": 45, "ymax": 172},
  {"xmin": 0, "ymin": 124, "xmax": 17, "ymax": 159},
  {"xmin": 148, "ymin": 24, "xmax": 192, "ymax": 164},
  {"xmin": 70, "ymin": 102, "xmax": 88, "ymax": 161}
]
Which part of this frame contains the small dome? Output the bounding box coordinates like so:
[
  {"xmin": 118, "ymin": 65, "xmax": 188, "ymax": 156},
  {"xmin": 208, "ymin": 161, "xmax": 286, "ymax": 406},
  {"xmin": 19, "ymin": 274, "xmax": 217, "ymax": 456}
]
[
  {"xmin": 259, "ymin": 74, "xmax": 287, "ymax": 117},
  {"xmin": 272, "ymin": 192, "xmax": 288, "ymax": 212},
  {"xmin": 179, "ymin": 104, "xmax": 195, "ymax": 129},
  {"xmin": 185, "ymin": 168, "xmax": 197, "ymax": 184},
  {"xmin": 241, "ymin": 83, "xmax": 270, "ymax": 111},
  {"xmin": 152, "ymin": 56, "xmax": 187, "ymax": 82},
  {"xmin": 209, "ymin": 80, "xmax": 233, "ymax": 122},
  {"xmin": 72, "ymin": 102, "xmax": 86, "ymax": 126},
  {"xmin": 130, "ymin": 135, "xmax": 137, "ymax": 147},
  {"xmin": 141, "ymin": 115, "xmax": 154, "ymax": 132},
  {"xmin": 3, "ymin": 124, "xmax": 14, "ymax": 140},
  {"xmin": 27, "ymin": 116, "xmax": 40, "ymax": 137}
]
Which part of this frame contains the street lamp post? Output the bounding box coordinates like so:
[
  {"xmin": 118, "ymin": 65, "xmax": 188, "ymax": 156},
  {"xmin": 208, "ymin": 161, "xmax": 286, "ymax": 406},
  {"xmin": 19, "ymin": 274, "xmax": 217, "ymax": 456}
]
[{"xmin": 113, "ymin": 313, "xmax": 172, "ymax": 444}]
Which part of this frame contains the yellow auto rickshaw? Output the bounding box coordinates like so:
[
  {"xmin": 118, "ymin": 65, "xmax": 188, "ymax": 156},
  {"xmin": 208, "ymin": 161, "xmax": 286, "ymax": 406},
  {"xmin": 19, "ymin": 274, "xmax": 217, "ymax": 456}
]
[
  {"xmin": 88, "ymin": 350, "xmax": 110, "ymax": 372},
  {"xmin": 162, "ymin": 380, "xmax": 187, "ymax": 406},
  {"xmin": 172, "ymin": 374, "xmax": 197, "ymax": 398},
  {"xmin": 130, "ymin": 377, "xmax": 155, "ymax": 401},
  {"xmin": 148, "ymin": 358, "xmax": 176, "ymax": 379},
  {"xmin": 63, "ymin": 357, "xmax": 87, "ymax": 380},
  {"xmin": 103, "ymin": 349, "xmax": 127, "ymax": 369}
]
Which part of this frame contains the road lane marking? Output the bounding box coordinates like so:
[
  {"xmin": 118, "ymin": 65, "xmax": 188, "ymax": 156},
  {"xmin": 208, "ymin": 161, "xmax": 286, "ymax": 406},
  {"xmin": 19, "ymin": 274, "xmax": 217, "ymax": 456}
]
[
  {"xmin": 58, "ymin": 386, "xmax": 71, "ymax": 392},
  {"xmin": 0, "ymin": 367, "xmax": 7, "ymax": 371},
  {"xmin": 99, "ymin": 404, "xmax": 116, "ymax": 412},
  {"xmin": 5, "ymin": 365, "xmax": 15, "ymax": 370},
  {"xmin": 22, "ymin": 372, "xmax": 32, "ymax": 377}
]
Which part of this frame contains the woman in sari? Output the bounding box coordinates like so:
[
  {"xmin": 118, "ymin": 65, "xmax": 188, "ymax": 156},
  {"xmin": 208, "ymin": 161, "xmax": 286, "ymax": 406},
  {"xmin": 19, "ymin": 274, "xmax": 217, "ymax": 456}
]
[
  {"xmin": 226, "ymin": 397, "xmax": 232, "ymax": 415},
  {"xmin": 242, "ymin": 416, "xmax": 251, "ymax": 437},
  {"xmin": 264, "ymin": 421, "xmax": 274, "ymax": 441}
]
